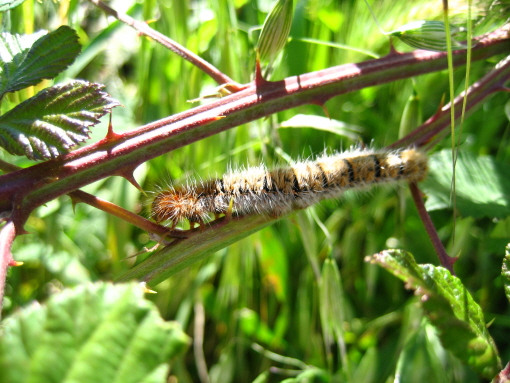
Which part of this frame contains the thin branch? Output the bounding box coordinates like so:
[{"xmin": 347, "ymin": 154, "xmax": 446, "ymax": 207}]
[
  {"xmin": 409, "ymin": 182, "xmax": 456, "ymax": 274},
  {"xmin": 69, "ymin": 190, "xmax": 188, "ymax": 238},
  {"xmin": 86, "ymin": 0, "xmax": 244, "ymax": 91}
]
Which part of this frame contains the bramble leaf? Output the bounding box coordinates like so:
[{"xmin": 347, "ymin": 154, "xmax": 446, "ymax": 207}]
[
  {"xmin": 0, "ymin": 25, "xmax": 80, "ymax": 98},
  {"xmin": 367, "ymin": 250, "xmax": 501, "ymax": 379},
  {"xmin": 0, "ymin": 80, "xmax": 121, "ymax": 160},
  {"xmin": 0, "ymin": 282, "xmax": 190, "ymax": 383},
  {"xmin": 421, "ymin": 150, "xmax": 510, "ymax": 219},
  {"xmin": 0, "ymin": 0, "xmax": 27, "ymax": 12}
]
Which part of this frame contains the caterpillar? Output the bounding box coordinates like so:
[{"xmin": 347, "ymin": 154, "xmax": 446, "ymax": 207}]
[{"xmin": 151, "ymin": 148, "xmax": 428, "ymax": 228}]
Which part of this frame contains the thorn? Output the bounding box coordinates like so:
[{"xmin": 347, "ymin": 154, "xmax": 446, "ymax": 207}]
[
  {"xmin": 254, "ymin": 53, "xmax": 271, "ymax": 88},
  {"xmin": 9, "ymin": 260, "xmax": 24, "ymax": 267},
  {"xmin": 140, "ymin": 282, "xmax": 157, "ymax": 294},
  {"xmin": 69, "ymin": 194, "xmax": 82, "ymax": 212},
  {"xmin": 311, "ymin": 101, "xmax": 331, "ymax": 119},
  {"xmin": 114, "ymin": 167, "xmax": 145, "ymax": 194},
  {"xmin": 14, "ymin": 226, "xmax": 30, "ymax": 236},
  {"xmin": 387, "ymin": 37, "xmax": 401, "ymax": 56},
  {"xmin": 137, "ymin": 19, "xmax": 158, "ymax": 37},
  {"xmin": 105, "ymin": 113, "xmax": 123, "ymax": 142}
]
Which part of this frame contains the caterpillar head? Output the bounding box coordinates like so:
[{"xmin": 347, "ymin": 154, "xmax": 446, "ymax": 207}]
[{"xmin": 151, "ymin": 188, "xmax": 205, "ymax": 228}]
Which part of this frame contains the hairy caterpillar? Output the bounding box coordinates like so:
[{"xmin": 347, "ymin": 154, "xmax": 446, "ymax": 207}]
[{"xmin": 151, "ymin": 148, "xmax": 428, "ymax": 228}]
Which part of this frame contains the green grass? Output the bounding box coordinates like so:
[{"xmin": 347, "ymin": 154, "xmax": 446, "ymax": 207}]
[{"xmin": 2, "ymin": 0, "xmax": 509, "ymax": 382}]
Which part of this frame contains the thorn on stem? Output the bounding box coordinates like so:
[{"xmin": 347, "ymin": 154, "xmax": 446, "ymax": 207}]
[
  {"xmin": 115, "ymin": 167, "xmax": 145, "ymax": 194},
  {"xmin": 8, "ymin": 260, "xmax": 23, "ymax": 267},
  {"xmin": 105, "ymin": 113, "xmax": 123, "ymax": 142}
]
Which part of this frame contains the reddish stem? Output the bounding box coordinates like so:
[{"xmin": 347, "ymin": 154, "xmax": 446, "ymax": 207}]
[
  {"xmin": 409, "ymin": 182, "xmax": 456, "ymax": 274},
  {"xmin": 70, "ymin": 190, "xmax": 187, "ymax": 238}
]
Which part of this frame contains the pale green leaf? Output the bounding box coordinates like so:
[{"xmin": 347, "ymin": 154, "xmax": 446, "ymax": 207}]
[
  {"xmin": 389, "ymin": 20, "xmax": 466, "ymax": 52},
  {"xmin": 421, "ymin": 150, "xmax": 510, "ymax": 218},
  {"xmin": 0, "ymin": 25, "xmax": 81, "ymax": 98},
  {"xmin": 503, "ymin": 244, "xmax": 510, "ymax": 304},
  {"xmin": 367, "ymin": 250, "xmax": 501, "ymax": 379},
  {"xmin": 0, "ymin": 80, "xmax": 121, "ymax": 160},
  {"xmin": 0, "ymin": 282, "xmax": 190, "ymax": 383},
  {"xmin": 257, "ymin": 0, "xmax": 294, "ymax": 64},
  {"xmin": 0, "ymin": 0, "xmax": 27, "ymax": 11}
]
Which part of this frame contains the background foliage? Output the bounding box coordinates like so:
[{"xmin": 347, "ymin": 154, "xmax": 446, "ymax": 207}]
[{"xmin": 1, "ymin": 0, "xmax": 509, "ymax": 382}]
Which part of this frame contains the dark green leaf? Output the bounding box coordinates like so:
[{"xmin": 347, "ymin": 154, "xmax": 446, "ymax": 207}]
[
  {"xmin": 0, "ymin": 282, "xmax": 190, "ymax": 383},
  {"xmin": 503, "ymin": 244, "xmax": 510, "ymax": 304},
  {"xmin": 0, "ymin": 25, "xmax": 81, "ymax": 98},
  {"xmin": 367, "ymin": 250, "xmax": 501, "ymax": 379},
  {"xmin": 421, "ymin": 150, "xmax": 510, "ymax": 218},
  {"xmin": 0, "ymin": 80, "xmax": 121, "ymax": 160},
  {"xmin": 0, "ymin": 0, "xmax": 27, "ymax": 11}
]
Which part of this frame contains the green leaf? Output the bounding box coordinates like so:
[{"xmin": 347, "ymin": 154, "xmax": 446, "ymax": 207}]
[
  {"xmin": 503, "ymin": 244, "xmax": 510, "ymax": 304},
  {"xmin": 0, "ymin": 25, "xmax": 81, "ymax": 98},
  {"xmin": 117, "ymin": 214, "xmax": 282, "ymax": 285},
  {"xmin": 398, "ymin": 89, "xmax": 422, "ymax": 138},
  {"xmin": 0, "ymin": 80, "xmax": 121, "ymax": 160},
  {"xmin": 319, "ymin": 258, "xmax": 348, "ymax": 348},
  {"xmin": 388, "ymin": 20, "xmax": 466, "ymax": 52},
  {"xmin": 0, "ymin": 282, "xmax": 190, "ymax": 383},
  {"xmin": 367, "ymin": 250, "xmax": 501, "ymax": 379},
  {"xmin": 257, "ymin": 0, "xmax": 294, "ymax": 64},
  {"xmin": 0, "ymin": 0, "xmax": 27, "ymax": 11},
  {"xmin": 421, "ymin": 150, "xmax": 510, "ymax": 219}
]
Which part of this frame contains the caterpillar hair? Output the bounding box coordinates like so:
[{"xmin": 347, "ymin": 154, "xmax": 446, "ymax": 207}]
[{"xmin": 150, "ymin": 148, "xmax": 428, "ymax": 228}]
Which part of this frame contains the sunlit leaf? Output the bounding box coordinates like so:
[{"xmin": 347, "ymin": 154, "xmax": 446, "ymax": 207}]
[
  {"xmin": 0, "ymin": 282, "xmax": 190, "ymax": 383},
  {"xmin": 368, "ymin": 250, "xmax": 501, "ymax": 379},
  {"xmin": 0, "ymin": 80, "xmax": 121, "ymax": 160},
  {"xmin": 0, "ymin": 25, "xmax": 81, "ymax": 98},
  {"xmin": 279, "ymin": 114, "xmax": 363, "ymax": 140}
]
